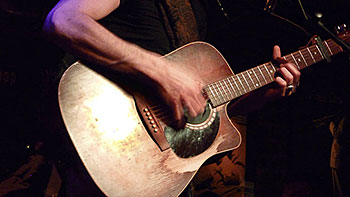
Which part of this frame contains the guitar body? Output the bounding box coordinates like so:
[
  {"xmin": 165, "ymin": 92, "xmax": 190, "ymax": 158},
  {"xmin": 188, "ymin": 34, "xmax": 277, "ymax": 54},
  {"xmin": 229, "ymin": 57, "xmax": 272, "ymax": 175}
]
[{"xmin": 58, "ymin": 42, "xmax": 242, "ymax": 196}]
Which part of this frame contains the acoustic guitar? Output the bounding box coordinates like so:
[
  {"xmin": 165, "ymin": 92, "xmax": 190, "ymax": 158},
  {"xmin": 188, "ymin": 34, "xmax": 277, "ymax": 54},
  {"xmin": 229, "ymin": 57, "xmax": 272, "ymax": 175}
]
[{"xmin": 58, "ymin": 31, "xmax": 349, "ymax": 196}]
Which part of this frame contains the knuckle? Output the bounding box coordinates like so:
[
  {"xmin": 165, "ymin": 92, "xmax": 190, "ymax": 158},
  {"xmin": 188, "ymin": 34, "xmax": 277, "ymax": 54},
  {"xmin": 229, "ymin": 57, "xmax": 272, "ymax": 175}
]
[
  {"xmin": 287, "ymin": 63, "xmax": 294, "ymax": 67},
  {"xmin": 280, "ymin": 80, "xmax": 287, "ymax": 87},
  {"xmin": 286, "ymin": 75, "xmax": 293, "ymax": 82},
  {"xmin": 280, "ymin": 66, "xmax": 287, "ymax": 73}
]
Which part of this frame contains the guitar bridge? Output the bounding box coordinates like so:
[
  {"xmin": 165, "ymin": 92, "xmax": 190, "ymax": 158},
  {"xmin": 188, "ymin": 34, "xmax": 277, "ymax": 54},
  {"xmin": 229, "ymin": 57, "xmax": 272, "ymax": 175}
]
[{"xmin": 134, "ymin": 94, "xmax": 170, "ymax": 151}]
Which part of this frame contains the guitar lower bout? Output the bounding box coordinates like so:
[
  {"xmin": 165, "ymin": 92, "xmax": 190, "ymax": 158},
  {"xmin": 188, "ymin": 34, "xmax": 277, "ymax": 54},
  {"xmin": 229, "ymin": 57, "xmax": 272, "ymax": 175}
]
[{"xmin": 59, "ymin": 41, "xmax": 242, "ymax": 196}]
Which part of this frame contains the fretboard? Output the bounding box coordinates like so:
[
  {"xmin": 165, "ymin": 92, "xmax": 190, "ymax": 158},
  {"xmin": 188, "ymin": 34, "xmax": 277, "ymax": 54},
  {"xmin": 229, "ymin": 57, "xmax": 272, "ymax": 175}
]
[{"xmin": 204, "ymin": 38, "xmax": 344, "ymax": 107}]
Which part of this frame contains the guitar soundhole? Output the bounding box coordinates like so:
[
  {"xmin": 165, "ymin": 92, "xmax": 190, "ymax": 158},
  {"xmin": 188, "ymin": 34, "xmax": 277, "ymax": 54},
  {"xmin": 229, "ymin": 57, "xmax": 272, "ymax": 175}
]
[{"xmin": 164, "ymin": 103, "xmax": 220, "ymax": 158}]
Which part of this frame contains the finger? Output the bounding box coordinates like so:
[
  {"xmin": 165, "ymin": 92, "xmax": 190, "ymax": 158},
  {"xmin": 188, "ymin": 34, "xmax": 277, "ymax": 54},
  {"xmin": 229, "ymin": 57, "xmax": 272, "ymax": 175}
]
[
  {"xmin": 273, "ymin": 45, "xmax": 281, "ymax": 59},
  {"xmin": 186, "ymin": 99, "xmax": 200, "ymax": 118},
  {"xmin": 196, "ymin": 93, "xmax": 207, "ymax": 113},
  {"xmin": 195, "ymin": 81, "xmax": 207, "ymax": 110},
  {"xmin": 275, "ymin": 76, "xmax": 288, "ymax": 89},
  {"xmin": 174, "ymin": 101, "xmax": 185, "ymax": 129},
  {"xmin": 275, "ymin": 76, "xmax": 288, "ymax": 96},
  {"xmin": 275, "ymin": 57, "xmax": 289, "ymax": 64},
  {"xmin": 278, "ymin": 67, "xmax": 294, "ymax": 85},
  {"xmin": 187, "ymin": 92, "xmax": 206, "ymax": 118},
  {"xmin": 280, "ymin": 63, "xmax": 301, "ymax": 88}
]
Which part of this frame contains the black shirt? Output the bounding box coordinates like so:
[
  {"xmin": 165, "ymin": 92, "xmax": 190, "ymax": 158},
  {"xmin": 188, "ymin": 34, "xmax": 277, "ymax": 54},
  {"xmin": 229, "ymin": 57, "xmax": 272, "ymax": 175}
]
[{"xmin": 99, "ymin": 0, "xmax": 172, "ymax": 55}]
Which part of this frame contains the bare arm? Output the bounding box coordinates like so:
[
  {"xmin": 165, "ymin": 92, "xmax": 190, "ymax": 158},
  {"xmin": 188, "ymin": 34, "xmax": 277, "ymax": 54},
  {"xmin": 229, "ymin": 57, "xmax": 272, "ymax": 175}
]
[
  {"xmin": 43, "ymin": 0, "xmax": 157, "ymax": 75},
  {"xmin": 42, "ymin": 0, "xmax": 206, "ymax": 128}
]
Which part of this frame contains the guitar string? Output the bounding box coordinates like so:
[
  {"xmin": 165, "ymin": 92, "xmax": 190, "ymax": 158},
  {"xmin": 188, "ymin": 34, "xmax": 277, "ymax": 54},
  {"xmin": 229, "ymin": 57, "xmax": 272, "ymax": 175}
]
[
  {"xmin": 204, "ymin": 62, "xmax": 278, "ymax": 104},
  {"xmin": 145, "ymin": 37, "xmax": 347, "ymax": 122},
  {"xmin": 204, "ymin": 38, "xmax": 346, "ymax": 105},
  {"xmin": 145, "ymin": 37, "xmax": 347, "ymax": 109},
  {"xmin": 212, "ymin": 36, "xmax": 348, "ymax": 96},
  {"xmin": 147, "ymin": 104, "xmax": 180, "ymax": 124}
]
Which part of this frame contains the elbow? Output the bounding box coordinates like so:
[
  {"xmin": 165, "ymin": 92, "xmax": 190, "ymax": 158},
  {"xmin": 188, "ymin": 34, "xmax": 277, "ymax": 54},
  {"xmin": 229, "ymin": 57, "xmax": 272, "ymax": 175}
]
[
  {"xmin": 42, "ymin": 7, "xmax": 61, "ymax": 39},
  {"xmin": 42, "ymin": 6, "xmax": 74, "ymax": 43}
]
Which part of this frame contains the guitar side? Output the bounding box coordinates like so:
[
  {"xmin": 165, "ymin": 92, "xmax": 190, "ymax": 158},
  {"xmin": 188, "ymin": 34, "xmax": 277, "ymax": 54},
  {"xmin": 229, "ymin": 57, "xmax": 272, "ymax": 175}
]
[{"xmin": 58, "ymin": 42, "xmax": 242, "ymax": 196}]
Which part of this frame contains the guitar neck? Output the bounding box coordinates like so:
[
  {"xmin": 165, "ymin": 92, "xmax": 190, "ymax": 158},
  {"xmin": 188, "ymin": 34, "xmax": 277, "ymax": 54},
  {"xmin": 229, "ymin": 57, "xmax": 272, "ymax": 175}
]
[{"xmin": 205, "ymin": 38, "xmax": 344, "ymax": 107}]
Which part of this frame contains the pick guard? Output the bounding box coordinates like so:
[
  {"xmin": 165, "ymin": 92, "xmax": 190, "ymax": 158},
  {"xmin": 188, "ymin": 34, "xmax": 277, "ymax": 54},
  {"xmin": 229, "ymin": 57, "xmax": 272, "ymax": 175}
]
[{"xmin": 165, "ymin": 103, "xmax": 220, "ymax": 158}]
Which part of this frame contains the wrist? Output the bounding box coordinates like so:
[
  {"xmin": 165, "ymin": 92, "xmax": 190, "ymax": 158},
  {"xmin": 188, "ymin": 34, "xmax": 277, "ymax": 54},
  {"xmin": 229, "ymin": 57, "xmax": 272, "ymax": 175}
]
[{"xmin": 116, "ymin": 44, "xmax": 167, "ymax": 85}]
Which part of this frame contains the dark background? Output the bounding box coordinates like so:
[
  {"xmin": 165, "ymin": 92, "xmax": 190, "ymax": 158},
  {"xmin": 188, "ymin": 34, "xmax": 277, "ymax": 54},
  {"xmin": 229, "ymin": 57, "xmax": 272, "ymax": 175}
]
[
  {"xmin": 1, "ymin": 0, "xmax": 350, "ymax": 196},
  {"xmin": 205, "ymin": 0, "xmax": 350, "ymax": 196}
]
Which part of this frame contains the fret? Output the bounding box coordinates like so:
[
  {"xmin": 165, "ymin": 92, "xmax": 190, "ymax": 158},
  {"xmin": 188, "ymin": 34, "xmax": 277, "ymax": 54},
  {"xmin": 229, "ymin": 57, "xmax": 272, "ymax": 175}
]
[
  {"xmin": 219, "ymin": 80, "xmax": 229, "ymax": 102},
  {"xmin": 230, "ymin": 78, "xmax": 240, "ymax": 97},
  {"xmin": 306, "ymin": 47, "xmax": 316, "ymax": 63},
  {"xmin": 251, "ymin": 69, "xmax": 262, "ymax": 87},
  {"xmin": 257, "ymin": 66, "xmax": 268, "ymax": 84},
  {"xmin": 224, "ymin": 79, "xmax": 233, "ymax": 99},
  {"xmin": 207, "ymin": 85, "xmax": 218, "ymax": 106},
  {"xmin": 294, "ymin": 52, "xmax": 306, "ymax": 69},
  {"xmin": 240, "ymin": 72, "xmax": 252, "ymax": 91},
  {"xmin": 211, "ymin": 83, "xmax": 221, "ymax": 105},
  {"xmin": 204, "ymin": 86, "xmax": 211, "ymax": 100},
  {"xmin": 290, "ymin": 53, "xmax": 301, "ymax": 70},
  {"xmin": 286, "ymin": 54, "xmax": 292, "ymax": 64},
  {"xmin": 205, "ymin": 33, "xmax": 349, "ymax": 107},
  {"xmin": 205, "ymin": 86, "xmax": 211, "ymax": 99},
  {"xmin": 215, "ymin": 82, "xmax": 225, "ymax": 104},
  {"xmin": 298, "ymin": 50, "xmax": 307, "ymax": 68},
  {"xmin": 206, "ymin": 34, "xmax": 349, "ymax": 107},
  {"xmin": 236, "ymin": 74, "xmax": 247, "ymax": 94},
  {"xmin": 263, "ymin": 64, "xmax": 274, "ymax": 81},
  {"xmin": 209, "ymin": 84, "xmax": 216, "ymax": 100},
  {"xmin": 301, "ymin": 48, "xmax": 314, "ymax": 66},
  {"xmin": 311, "ymin": 45, "xmax": 325, "ymax": 62},
  {"xmin": 327, "ymin": 40, "xmax": 343, "ymax": 54},
  {"xmin": 269, "ymin": 62, "xmax": 277, "ymax": 71},
  {"xmin": 283, "ymin": 56, "xmax": 289, "ymax": 64},
  {"xmin": 223, "ymin": 79, "xmax": 234, "ymax": 100},
  {"xmin": 227, "ymin": 78, "xmax": 236, "ymax": 98},
  {"xmin": 284, "ymin": 55, "xmax": 293, "ymax": 64},
  {"xmin": 227, "ymin": 77, "xmax": 239, "ymax": 97},
  {"xmin": 329, "ymin": 40, "xmax": 343, "ymax": 54},
  {"xmin": 246, "ymin": 71, "xmax": 253, "ymax": 85},
  {"xmin": 332, "ymin": 40, "xmax": 344, "ymax": 53},
  {"xmin": 267, "ymin": 63, "xmax": 276, "ymax": 81},
  {"xmin": 246, "ymin": 71, "xmax": 256, "ymax": 89},
  {"xmin": 232, "ymin": 76, "xmax": 243, "ymax": 95},
  {"xmin": 205, "ymin": 34, "xmax": 349, "ymax": 107},
  {"xmin": 210, "ymin": 84, "xmax": 220, "ymax": 106},
  {"xmin": 300, "ymin": 48, "xmax": 314, "ymax": 66},
  {"xmin": 284, "ymin": 56, "xmax": 295, "ymax": 67},
  {"xmin": 294, "ymin": 52, "xmax": 304, "ymax": 69},
  {"xmin": 327, "ymin": 41, "xmax": 342, "ymax": 54},
  {"xmin": 218, "ymin": 81, "xmax": 227, "ymax": 104},
  {"xmin": 324, "ymin": 41, "xmax": 333, "ymax": 55},
  {"xmin": 284, "ymin": 55, "xmax": 293, "ymax": 67},
  {"xmin": 226, "ymin": 78, "xmax": 235, "ymax": 97},
  {"xmin": 315, "ymin": 45, "xmax": 325, "ymax": 59}
]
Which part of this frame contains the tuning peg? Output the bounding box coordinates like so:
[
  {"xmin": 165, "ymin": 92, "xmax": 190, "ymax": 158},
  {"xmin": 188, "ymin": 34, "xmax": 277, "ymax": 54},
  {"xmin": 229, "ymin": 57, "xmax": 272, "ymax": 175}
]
[{"xmin": 335, "ymin": 24, "xmax": 347, "ymax": 34}]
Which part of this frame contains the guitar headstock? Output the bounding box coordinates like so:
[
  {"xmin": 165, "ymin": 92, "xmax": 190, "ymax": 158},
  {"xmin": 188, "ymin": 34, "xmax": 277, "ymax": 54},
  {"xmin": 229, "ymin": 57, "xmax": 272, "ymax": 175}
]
[
  {"xmin": 336, "ymin": 24, "xmax": 350, "ymax": 45},
  {"xmin": 304, "ymin": 24, "xmax": 350, "ymax": 50},
  {"xmin": 335, "ymin": 24, "xmax": 348, "ymax": 34}
]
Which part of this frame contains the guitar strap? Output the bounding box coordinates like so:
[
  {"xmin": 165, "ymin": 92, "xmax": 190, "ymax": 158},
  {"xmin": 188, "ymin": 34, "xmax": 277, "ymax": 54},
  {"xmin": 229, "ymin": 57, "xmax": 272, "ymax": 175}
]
[{"xmin": 158, "ymin": 0, "xmax": 201, "ymax": 49}]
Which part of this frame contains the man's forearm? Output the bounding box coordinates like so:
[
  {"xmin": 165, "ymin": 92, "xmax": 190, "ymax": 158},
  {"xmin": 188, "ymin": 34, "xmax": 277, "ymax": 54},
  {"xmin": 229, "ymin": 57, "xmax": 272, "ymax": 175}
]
[{"xmin": 42, "ymin": 7, "xmax": 165, "ymax": 82}]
